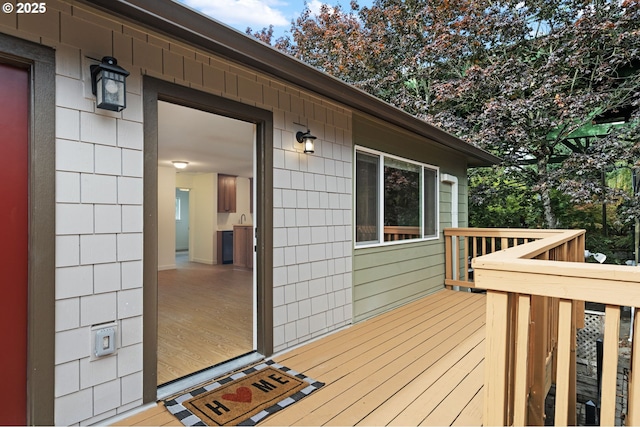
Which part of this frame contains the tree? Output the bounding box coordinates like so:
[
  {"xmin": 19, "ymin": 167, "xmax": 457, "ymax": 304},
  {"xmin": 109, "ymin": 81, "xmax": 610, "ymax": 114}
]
[
  {"xmin": 426, "ymin": 0, "xmax": 640, "ymax": 228},
  {"xmin": 253, "ymin": 0, "xmax": 640, "ymax": 231}
]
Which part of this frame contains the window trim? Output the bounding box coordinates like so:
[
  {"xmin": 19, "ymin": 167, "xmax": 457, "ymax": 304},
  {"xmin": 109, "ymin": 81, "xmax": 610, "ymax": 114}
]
[{"xmin": 354, "ymin": 146, "xmax": 440, "ymax": 249}]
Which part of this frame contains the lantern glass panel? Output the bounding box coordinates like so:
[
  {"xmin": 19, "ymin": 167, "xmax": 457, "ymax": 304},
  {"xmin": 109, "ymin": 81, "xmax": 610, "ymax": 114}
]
[
  {"xmin": 96, "ymin": 70, "xmax": 126, "ymax": 111},
  {"xmin": 304, "ymin": 138, "xmax": 315, "ymax": 153}
]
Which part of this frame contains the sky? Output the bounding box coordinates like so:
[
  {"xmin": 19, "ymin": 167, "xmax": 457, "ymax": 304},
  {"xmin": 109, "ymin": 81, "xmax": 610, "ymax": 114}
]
[{"xmin": 176, "ymin": 0, "xmax": 373, "ymax": 39}]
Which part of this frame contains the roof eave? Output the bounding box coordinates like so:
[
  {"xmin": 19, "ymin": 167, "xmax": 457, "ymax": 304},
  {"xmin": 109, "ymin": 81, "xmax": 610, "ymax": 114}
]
[{"xmin": 84, "ymin": 0, "xmax": 500, "ymax": 167}]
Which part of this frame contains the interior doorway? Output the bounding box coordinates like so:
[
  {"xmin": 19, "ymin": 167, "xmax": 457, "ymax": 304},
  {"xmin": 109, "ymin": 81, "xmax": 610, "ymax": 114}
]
[
  {"xmin": 175, "ymin": 188, "xmax": 190, "ymax": 252},
  {"xmin": 156, "ymin": 101, "xmax": 257, "ymax": 386}
]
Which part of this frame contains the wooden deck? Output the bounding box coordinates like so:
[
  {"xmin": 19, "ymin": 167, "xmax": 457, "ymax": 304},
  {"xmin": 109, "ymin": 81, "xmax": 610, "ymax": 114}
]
[{"xmin": 114, "ymin": 289, "xmax": 486, "ymax": 426}]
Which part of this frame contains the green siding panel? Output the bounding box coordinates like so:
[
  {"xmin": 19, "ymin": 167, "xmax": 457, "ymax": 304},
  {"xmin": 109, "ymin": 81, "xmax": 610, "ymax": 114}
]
[{"xmin": 352, "ymin": 113, "xmax": 470, "ymax": 322}]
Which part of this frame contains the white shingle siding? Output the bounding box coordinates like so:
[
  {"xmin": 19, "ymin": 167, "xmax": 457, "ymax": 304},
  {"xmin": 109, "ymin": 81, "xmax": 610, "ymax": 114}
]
[
  {"xmin": 272, "ymin": 125, "xmax": 352, "ymax": 351},
  {"xmin": 1, "ymin": 0, "xmax": 353, "ymax": 423}
]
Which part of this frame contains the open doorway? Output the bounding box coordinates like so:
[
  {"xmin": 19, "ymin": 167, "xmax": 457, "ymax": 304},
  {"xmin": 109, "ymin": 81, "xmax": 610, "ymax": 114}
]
[
  {"xmin": 156, "ymin": 101, "xmax": 257, "ymax": 386},
  {"xmin": 142, "ymin": 79, "xmax": 274, "ymax": 402},
  {"xmin": 175, "ymin": 188, "xmax": 189, "ymax": 253}
]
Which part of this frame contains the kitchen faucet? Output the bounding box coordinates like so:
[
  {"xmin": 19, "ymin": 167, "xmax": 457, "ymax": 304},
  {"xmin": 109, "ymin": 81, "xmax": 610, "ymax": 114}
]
[{"xmin": 240, "ymin": 213, "xmax": 246, "ymax": 224}]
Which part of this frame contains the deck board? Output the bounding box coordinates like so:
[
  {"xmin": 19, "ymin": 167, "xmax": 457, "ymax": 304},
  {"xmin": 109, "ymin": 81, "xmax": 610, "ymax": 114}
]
[
  {"xmin": 277, "ymin": 290, "xmax": 458, "ymax": 370},
  {"xmin": 264, "ymin": 290, "xmax": 486, "ymax": 426},
  {"xmin": 113, "ymin": 289, "xmax": 486, "ymax": 427},
  {"xmin": 359, "ymin": 328, "xmax": 484, "ymax": 426},
  {"xmin": 292, "ymin": 311, "xmax": 484, "ymax": 425},
  {"xmin": 111, "ymin": 404, "xmax": 183, "ymax": 426},
  {"xmin": 451, "ymin": 386, "xmax": 483, "ymax": 426}
]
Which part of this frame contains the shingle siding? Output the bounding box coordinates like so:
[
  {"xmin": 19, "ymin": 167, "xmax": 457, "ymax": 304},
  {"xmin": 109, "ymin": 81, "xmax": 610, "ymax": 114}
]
[{"xmin": 1, "ymin": 1, "xmax": 352, "ymax": 424}]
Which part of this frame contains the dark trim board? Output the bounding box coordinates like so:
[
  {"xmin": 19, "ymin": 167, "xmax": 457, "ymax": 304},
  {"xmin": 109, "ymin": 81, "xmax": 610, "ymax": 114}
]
[
  {"xmin": 0, "ymin": 33, "xmax": 56, "ymax": 426},
  {"xmin": 142, "ymin": 77, "xmax": 274, "ymax": 403}
]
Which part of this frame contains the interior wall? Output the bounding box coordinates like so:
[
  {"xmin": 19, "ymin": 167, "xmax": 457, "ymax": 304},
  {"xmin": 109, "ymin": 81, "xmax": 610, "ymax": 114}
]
[{"xmin": 158, "ymin": 166, "xmax": 176, "ymax": 270}]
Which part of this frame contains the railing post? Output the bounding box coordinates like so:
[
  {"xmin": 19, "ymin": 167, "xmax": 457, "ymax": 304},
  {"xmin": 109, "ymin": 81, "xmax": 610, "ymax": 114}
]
[
  {"xmin": 445, "ymin": 234, "xmax": 452, "ymax": 288},
  {"xmin": 484, "ymin": 290, "xmax": 511, "ymax": 426},
  {"xmin": 628, "ymin": 308, "xmax": 640, "ymax": 425}
]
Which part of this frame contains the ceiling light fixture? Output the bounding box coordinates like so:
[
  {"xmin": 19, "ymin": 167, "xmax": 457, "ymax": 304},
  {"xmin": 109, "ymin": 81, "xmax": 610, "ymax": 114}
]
[{"xmin": 172, "ymin": 161, "xmax": 189, "ymax": 169}]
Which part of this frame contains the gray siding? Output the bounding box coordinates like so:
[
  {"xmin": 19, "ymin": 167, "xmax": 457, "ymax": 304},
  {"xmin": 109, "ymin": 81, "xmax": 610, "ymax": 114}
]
[{"xmin": 352, "ymin": 113, "xmax": 469, "ymax": 322}]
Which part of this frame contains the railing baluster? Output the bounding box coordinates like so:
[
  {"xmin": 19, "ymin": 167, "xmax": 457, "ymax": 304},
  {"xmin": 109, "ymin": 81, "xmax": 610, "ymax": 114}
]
[
  {"xmin": 555, "ymin": 299, "xmax": 573, "ymax": 426},
  {"xmin": 513, "ymin": 294, "xmax": 531, "ymax": 426},
  {"xmin": 600, "ymin": 305, "xmax": 621, "ymax": 426}
]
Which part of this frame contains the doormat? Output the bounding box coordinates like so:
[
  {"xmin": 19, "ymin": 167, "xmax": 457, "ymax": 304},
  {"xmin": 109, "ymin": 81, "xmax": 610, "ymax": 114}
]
[{"xmin": 165, "ymin": 360, "xmax": 324, "ymax": 426}]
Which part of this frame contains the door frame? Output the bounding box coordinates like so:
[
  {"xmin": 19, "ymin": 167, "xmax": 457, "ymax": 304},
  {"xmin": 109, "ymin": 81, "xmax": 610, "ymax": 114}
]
[
  {"xmin": 142, "ymin": 77, "xmax": 274, "ymax": 402},
  {"xmin": 0, "ymin": 33, "xmax": 56, "ymax": 425}
]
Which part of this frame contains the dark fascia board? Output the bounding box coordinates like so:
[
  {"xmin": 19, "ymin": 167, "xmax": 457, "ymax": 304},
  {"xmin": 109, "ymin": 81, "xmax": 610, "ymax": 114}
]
[{"xmin": 84, "ymin": 0, "xmax": 500, "ymax": 167}]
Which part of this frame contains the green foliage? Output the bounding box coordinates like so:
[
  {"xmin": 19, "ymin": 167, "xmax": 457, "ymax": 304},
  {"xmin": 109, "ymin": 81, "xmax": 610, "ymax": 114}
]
[{"xmin": 469, "ymin": 167, "xmax": 543, "ymax": 228}]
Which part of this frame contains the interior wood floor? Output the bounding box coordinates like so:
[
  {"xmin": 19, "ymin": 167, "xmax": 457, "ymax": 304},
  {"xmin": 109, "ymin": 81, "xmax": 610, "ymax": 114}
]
[
  {"xmin": 158, "ymin": 252, "xmax": 254, "ymax": 385},
  {"xmin": 119, "ymin": 289, "xmax": 485, "ymax": 426}
]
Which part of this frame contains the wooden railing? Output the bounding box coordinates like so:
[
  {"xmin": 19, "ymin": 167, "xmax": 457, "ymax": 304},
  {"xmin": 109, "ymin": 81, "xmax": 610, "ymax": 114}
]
[
  {"xmin": 453, "ymin": 228, "xmax": 640, "ymax": 426},
  {"xmin": 355, "ymin": 225, "xmax": 421, "ymax": 243},
  {"xmin": 384, "ymin": 225, "xmax": 420, "ymax": 242},
  {"xmin": 444, "ymin": 228, "xmax": 561, "ymax": 288}
]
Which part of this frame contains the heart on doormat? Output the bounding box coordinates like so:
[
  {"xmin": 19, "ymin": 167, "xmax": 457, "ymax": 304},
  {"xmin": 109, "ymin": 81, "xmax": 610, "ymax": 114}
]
[{"xmin": 222, "ymin": 386, "xmax": 252, "ymax": 403}]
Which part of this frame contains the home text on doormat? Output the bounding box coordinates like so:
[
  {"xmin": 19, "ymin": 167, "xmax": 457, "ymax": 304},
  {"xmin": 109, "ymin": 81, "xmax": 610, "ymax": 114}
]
[{"xmin": 165, "ymin": 360, "xmax": 325, "ymax": 426}]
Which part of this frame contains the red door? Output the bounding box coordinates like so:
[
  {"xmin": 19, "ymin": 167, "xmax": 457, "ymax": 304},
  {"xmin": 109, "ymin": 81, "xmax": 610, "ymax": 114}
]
[{"xmin": 0, "ymin": 62, "xmax": 29, "ymax": 425}]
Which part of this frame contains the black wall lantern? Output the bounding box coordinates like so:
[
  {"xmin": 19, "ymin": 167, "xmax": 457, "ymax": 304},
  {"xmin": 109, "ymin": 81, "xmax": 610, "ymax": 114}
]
[
  {"xmin": 296, "ymin": 130, "xmax": 316, "ymax": 154},
  {"xmin": 90, "ymin": 56, "xmax": 130, "ymax": 112}
]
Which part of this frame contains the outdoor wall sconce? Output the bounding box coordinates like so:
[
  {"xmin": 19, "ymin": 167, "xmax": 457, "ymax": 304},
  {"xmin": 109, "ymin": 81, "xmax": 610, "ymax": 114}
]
[
  {"xmin": 172, "ymin": 161, "xmax": 189, "ymax": 169},
  {"xmin": 296, "ymin": 130, "xmax": 316, "ymax": 154},
  {"xmin": 90, "ymin": 56, "xmax": 130, "ymax": 112}
]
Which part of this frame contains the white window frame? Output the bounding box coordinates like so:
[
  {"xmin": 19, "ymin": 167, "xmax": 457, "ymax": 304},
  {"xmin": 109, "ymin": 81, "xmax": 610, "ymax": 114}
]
[{"xmin": 354, "ymin": 146, "xmax": 440, "ymax": 248}]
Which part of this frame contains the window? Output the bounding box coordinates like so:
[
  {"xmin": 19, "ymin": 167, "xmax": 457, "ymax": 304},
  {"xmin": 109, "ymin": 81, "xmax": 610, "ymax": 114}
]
[
  {"xmin": 355, "ymin": 151, "xmax": 379, "ymax": 243},
  {"xmin": 355, "ymin": 147, "xmax": 439, "ymax": 246}
]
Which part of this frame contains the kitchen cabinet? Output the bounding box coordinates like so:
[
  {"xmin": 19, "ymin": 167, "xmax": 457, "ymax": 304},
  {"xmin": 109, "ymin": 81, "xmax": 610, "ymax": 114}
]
[
  {"xmin": 217, "ymin": 174, "xmax": 236, "ymax": 213},
  {"xmin": 233, "ymin": 225, "xmax": 253, "ymax": 270}
]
